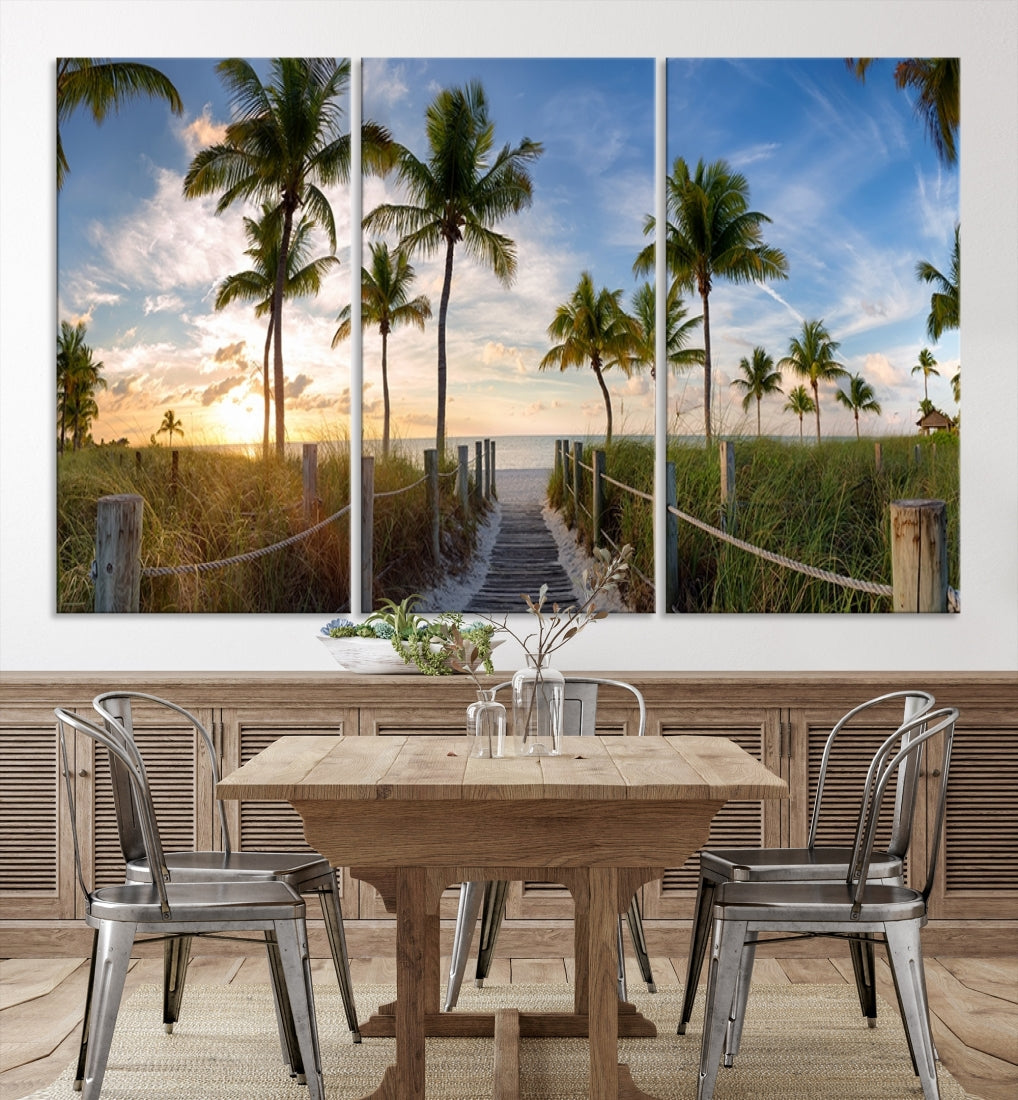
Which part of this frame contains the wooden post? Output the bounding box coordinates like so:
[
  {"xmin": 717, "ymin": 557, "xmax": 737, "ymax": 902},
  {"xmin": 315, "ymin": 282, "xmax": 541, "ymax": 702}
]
[
  {"xmin": 135, "ymin": 450, "xmax": 142, "ymax": 470},
  {"xmin": 170, "ymin": 449, "xmax": 179, "ymax": 498},
  {"xmin": 890, "ymin": 499, "xmax": 948, "ymax": 612},
  {"xmin": 573, "ymin": 441, "xmax": 583, "ymax": 528},
  {"xmin": 665, "ymin": 462, "xmax": 679, "ymax": 612},
  {"xmin": 719, "ymin": 440, "xmax": 736, "ymax": 533},
  {"xmin": 592, "ymin": 449, "xmax": 605, "ymax": 546},
  {"xmin": 483, "ymin": 438, "xmax": 491, "ymax": 500},
  {"xmin": 914, "ymin": 444, "xmax": 922, "ymax": 466},
  {"xmin": 302, "ymin": 442, "xmax": 318, "ymax": 523},
  {"xmin": 457, "ymin": 444, "xmax": 469, "ymax": 514},
  {"xmin": 554, "ymin": 439, "xmax": 562, "ymax": 478},
  {"xmin": 489, "ymin": 440, "xmax": 497, "ymax": 499},
  {"xmin": 474, "ymin": 441, "xmax": 483, "ymax": 507},
  {"xmin": 361, "ymin": 456, "xmax": 374, "ymax": 611},
  {"xmin": 562, "ymin": 442, "xmax": 572, "ymax": 499},
  {"xmin": 424, "ymin": 448, "xmax": 440, "ymax": 563},
  {"xmin": 94, "ymin": 494, "xmax": 143, "ymax": 613},
  {"xmin": 874, "ymin": 441, "xmax": 883, "ymax": 474}
]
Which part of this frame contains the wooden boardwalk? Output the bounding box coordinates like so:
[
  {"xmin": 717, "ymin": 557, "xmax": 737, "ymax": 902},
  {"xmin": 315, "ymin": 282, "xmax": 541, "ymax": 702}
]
[{"xmin": 465, "ymin": 488, "xmax": 578, "ymax": 615}]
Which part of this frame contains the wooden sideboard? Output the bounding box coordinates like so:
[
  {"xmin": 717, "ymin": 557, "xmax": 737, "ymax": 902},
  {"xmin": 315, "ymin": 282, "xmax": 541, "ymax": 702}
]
[{"xmin": 2, "ymin": 670, "xmax": 1015, "ymax": 957}]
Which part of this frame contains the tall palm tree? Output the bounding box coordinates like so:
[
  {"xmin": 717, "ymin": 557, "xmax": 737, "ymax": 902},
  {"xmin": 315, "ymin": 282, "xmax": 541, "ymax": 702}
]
[
  {"xmin": 731, "ymin": 347, "xmax": 782, "ymax": 438},
  {"xmin": 57, "ymin": 58, "xmax": 183, "ymax": 190},
  {"xmin": 539, "ymin": 272, "xmax": 641, "ymax": 445},
  {"xmin": 783, "ymin": 385, "xmax": 815, "ymax": 443},
  {"xmin": 778, "ymin": 319, "xmax": 846, "ymax": 443},
  {"xmin": 333, "ymin": 242, "xmax": 432, "ymax": 457},
  {"xmin": 629, "ymin": 280, "xmax": 704, "ymax": 381},
  {"xmin": 157, "ymin": 409, "xmax": 184, "ymax": 446},
  {"xmin": 362, "ymin": 81, "xmax": 543, "ymax": 453},
  {"xmin": 57, "ymin": 320, "xmax": 105, "ymax": 452},
  {"xmin": 847, "ymin": 58, "xmax": 959, "ymax": 168},
  {"xmin": 215, "ymin": 205, "xmax": 339, "ymax": 459},
  {"xmin": 184, "ymin": 58, "xmax": 392, "ymax": 457},
  {"xmin": 916, "ymin": 224, "xmax": 960, "ymax": 342},
  {"xmin": 634, "ymin": 156, "xmax": 788, "ymax": 443},
  {"xmin": 835, "ymin": 373, "xmax": 882, "ymax": 439},
  {"xmin": 911, "ymin": 347, "xmax": 940, "ymax": 404}
]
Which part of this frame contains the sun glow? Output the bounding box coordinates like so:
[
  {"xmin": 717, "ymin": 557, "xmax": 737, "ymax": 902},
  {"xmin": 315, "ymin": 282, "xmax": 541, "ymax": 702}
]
[{"xmin": 211, "ymin": 397, "xmax": 265, "ymax": 445}]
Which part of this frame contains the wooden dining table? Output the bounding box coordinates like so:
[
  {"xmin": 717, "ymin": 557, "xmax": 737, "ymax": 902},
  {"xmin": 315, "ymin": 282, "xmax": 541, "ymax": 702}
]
[{"xmin": 217, "ymin": 732, "xmax": 787, "ymax": 1100}]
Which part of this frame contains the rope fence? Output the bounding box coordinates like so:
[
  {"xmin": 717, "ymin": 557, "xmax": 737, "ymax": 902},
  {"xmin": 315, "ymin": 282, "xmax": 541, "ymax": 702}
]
[{"xmin": 554, "ymin": 438, "xmax": 958, "ymax": 614}]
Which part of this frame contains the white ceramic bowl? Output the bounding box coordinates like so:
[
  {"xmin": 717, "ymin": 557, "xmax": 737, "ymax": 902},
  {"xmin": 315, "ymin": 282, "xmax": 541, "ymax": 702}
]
[{"xmin": 318, "ymin": 634, "xmax": 502, "ymax": 675}]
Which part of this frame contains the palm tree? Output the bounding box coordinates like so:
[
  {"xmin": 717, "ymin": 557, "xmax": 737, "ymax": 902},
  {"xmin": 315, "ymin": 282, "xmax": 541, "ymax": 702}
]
[
  {"xmin": 215, "ymin": 205, "xmax": 339, "ymax": 459},
  {"xmin": 911, "ymin": 347, "xmax": 940, "ymax": 404},
  {"xmin": 157, "ymin": 409, "xmax": 184, "ymax": 446},
  {"xmin": 783, "ymin": 385, "xmax": 815, "ymax": 443},
  {"xmin": 950, "ymin": 368, "xmax": 961, "ymax": 405},
  {"xmin": 916, "ymin": 224, "xmax": 960, "ymax": 342},
  {"xmin": 539, "ymin": 272, "xmax": 641, "ymax": 445},
  {"xmin": 629, "ymin": 280, "xmax": 704, "ymax": 381},
  {"xmin": 846, "ymin": 58, "xmax": 960, "ymax": 167},
  {"xmin": 634, "ymin": 156, "xmax": 788, "ymax": 443},
  {"xmin": 57, "ymin": 320, "xmax": 105, "ymax": 452},
  {"xmin": 184, "ymin": 58, "xmax": 392, "ymax": 457},
  {"xmin": 362, "ymin": 81, "xmax": 543, "ymax": 453},
  {"xmin": 835, "ymin": 373, "xmax": 882, "ymax": 439},
  {"xmin": 333, "ymin": 242, "xmax": 431, "ymax": 457},
  {"xmin": 778, "ymin": 319, "xmax": 847, "ymax": 442},
  {"xmin": 57, "ymin": 58, "xmax": 183, "ymax": 189},
  {"xmin": 731, "ymin": 346, "xmax": 782, "ymax": 437}
]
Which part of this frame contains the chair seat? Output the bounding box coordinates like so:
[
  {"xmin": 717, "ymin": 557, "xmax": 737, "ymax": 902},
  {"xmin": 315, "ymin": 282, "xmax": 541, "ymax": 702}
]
[
  {"xmin": 702, "ymin": 845, "xmax": 903, "ymax": 882},
  {"xmin": 126, "ymin": 850, "xmax": 332, "ymax": 886},
  {"xmin": 714, "ymin": 880, "xmax": 927, "ymax": 923},
  {"xmin": 88, "ymin": 880, "xmax": 306, "ymax": 923}
]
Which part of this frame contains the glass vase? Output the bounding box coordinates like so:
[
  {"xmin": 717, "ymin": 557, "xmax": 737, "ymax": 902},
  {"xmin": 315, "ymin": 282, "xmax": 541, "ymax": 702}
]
[
  {"xmin": 511, "ymin": 656, "xmax": 565, "ymax": 756},
  {"xmin": 466, "ymin": 688, "xmax": 506, "ymax": 758}
]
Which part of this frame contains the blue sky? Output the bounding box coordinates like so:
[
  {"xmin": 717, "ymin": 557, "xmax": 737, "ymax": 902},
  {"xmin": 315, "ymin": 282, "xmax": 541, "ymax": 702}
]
[{"xmin": 57, "ymin": 56, "xmax": 958, "ymax": 446}]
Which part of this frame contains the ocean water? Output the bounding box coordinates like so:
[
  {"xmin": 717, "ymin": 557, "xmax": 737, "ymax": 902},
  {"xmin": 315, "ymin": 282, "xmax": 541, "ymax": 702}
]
[{"xmin": 383, "ymin": 434, "xmax": 655, "ymax": 470}]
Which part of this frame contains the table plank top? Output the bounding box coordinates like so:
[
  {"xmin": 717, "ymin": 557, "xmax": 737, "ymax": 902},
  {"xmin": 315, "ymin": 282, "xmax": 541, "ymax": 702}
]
[{"xmin": 217, "ymin": 734, "xmax": 787, "ymax": 804}]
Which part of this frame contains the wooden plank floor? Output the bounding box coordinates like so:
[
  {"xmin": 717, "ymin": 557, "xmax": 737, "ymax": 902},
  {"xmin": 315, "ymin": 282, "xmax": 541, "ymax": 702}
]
[{"xmin": 2, "ymin": 954, "xmax": 1014, "ymax": 1100}]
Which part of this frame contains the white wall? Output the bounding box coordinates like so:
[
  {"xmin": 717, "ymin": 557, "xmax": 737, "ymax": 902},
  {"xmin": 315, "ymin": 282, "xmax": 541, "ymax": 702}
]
[{"xmin": 2, "ymin": 0, "xmax": 1016, "ymax": 673}]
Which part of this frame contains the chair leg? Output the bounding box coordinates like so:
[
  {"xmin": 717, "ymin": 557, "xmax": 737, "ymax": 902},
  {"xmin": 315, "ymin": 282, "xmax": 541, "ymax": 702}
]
[
  {"xmin": 884, "ymin": 922, "xmax": 940, "ymax": 1100},
  {"xmin": 697, "ymin": 917, "xmax": 748, "ymax": 1100},
  {"xmin": 849, "ymin": 931, "xmax": 878, "ymax": 1027},
  {"xmin": 445, "ymin": 880, "xmax": 484, "ymax": 1010},
  {"xmin": 273, "ymin": 918, "xmax": 324, "ymax": 1100},
  {"xmin": 474, "ymin": 880, "xmax": 510, "ymax": 987},
  {"xmin": 317, "ymin": 873, "xmax": 361, "ymax": 1041},
  {"xmin": 617, "ymin": 916, "xmax": 627, "ymax": 1001},
  {"xmin": 73, "ymin": 928, "xmax": 99, "ymax": 1091},
  {"xmin": 679, "ymin": 874, "xmax": 716, "ymax": 1034},
  {"xmin": 265, "ymin": 930, "xmax": 304, "ymax": 1080},
  {"xmin": 625, "ymin": 893, "xmax": 656, "ymax": 992},
  {"xmin": 723, "ymin": 933, "xmax": 757, "ymax": 1066},
  {"xmin": 162, "ymin": 934, "xmax": 191, "ymax": 1033},
  {"xmin": 80, "ymin": 920, "xmax": 135, "ymax": 1100}
]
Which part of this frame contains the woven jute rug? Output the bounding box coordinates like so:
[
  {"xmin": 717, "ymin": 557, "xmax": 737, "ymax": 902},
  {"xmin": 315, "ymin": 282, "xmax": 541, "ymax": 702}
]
[{"xmin": 26, "ymin": 982, "xmax": 969, "ymax": 1099}]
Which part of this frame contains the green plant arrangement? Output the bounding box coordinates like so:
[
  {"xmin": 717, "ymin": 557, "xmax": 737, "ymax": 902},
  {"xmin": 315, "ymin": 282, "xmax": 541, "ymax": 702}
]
[{"xmin": 321, "ymin": 596, "xmax": 498, "ymax": 677}]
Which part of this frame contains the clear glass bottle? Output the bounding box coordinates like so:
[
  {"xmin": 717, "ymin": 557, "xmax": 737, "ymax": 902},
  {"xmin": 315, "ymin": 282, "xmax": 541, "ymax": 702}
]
[
  {"xmin": 466, "ymin": 687, "xmax": 506, "ymax": 758},
  {"xmin": 511, "ymin": 655, "xmax": 565, "ymax": 755}
]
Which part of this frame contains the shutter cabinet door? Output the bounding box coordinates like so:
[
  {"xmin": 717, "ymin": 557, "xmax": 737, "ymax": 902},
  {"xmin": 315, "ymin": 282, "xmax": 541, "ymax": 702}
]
[
  {"xmin": 0, "ymin": 711, "xmax": 74, "ymax": 918},
  {"xmin": 641, "ymin": 708, "xmax": 781, "ymax": 919},
  {"xmin": 923, "ymin": 716, "xmax": 1018, "ymax": 919},
  {"xmin": 220, "ymin": 707, "xmax": 359, "ymax": 918}
]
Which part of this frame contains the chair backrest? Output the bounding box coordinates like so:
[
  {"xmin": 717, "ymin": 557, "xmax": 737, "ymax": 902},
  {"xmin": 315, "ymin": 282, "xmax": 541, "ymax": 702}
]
[
  {"xmin": 809, "ymin": 690, "xmax": 936, "ymax": 857},
  {"xmin": 492, "ymin": 677, "xmax": 646, "ymax": 737},
  {"xmin": 848, "ymin": 706, "xmax": 958, "ymax": 910},
  {"xmin": 93, "ymin": 691, "xmax": 232, "ymax": 859},
  {"xmin": 55, "ymin": 707, "xmax": 173, "ymax": 917}
]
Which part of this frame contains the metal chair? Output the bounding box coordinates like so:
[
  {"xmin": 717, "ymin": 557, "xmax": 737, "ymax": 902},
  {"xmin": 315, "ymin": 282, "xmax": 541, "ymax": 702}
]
[
  {"xmin": 80, "ymin": 691, "xmax": 358, "ymax": 1082},
  {"xmin": 55, "ymin": 708, "xmax": 324, "ymax": 1100},
  {"xmin": 445, "ymin": 677, "xmax": 654, "ymax": 1011},
  {"xmin": 678, "ymin": 689, "xmax": 936, "ymax": 1037},
  {"xmin": 697, "ymin": 706, "xmax": 958, "ymax": 1100}
]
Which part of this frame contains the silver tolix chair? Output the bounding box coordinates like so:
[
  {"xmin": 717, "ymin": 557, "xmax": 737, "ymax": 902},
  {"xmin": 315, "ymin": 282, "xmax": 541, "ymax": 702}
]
[
  {"xmin": 696, "ymin": 706, "xmax": 958, "ymax": 1100},
  {"xmin": 82, "ymin": 691, "xmax": 358, "ymax": 1080},
  {"xmin": 445, "ymin": 677, "xmax": 654, "ymax": 1011},
  {"xmin": 55, "ymin": 707, "xmax": 324, "ymax": 1100},
  {"xmin": 678, "ymin": 689, "xmax": 936, "ymax": 1037}
]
